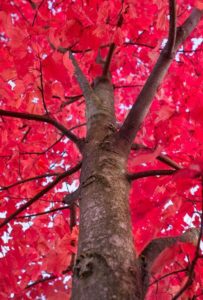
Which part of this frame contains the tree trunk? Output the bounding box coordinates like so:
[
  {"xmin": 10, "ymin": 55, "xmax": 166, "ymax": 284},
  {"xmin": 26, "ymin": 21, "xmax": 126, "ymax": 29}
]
[{"xmin": 71, "ymin": 78, "xmax": 143, "ymax": 300}]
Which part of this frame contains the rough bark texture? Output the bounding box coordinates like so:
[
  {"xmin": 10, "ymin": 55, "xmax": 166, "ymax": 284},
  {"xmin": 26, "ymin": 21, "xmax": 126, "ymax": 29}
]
[
  {"xmin": 70, "ymin": 9, "xmax": 203, "ymax": 300},
  {"xmin": 71, "ymin": 78, "xmax": 142, "ymax": 300}
]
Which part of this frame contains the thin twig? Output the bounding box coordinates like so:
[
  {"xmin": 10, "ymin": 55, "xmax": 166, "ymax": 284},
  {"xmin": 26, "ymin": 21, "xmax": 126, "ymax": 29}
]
[
  {"xmin": 0, "ymin": 162, "xmax": 82, "ymax": 229},
  {"xmin": 172, "ymin": 176, "xmax": 203, "ymax": 299},
  {"xmin": 20, "ymin": 134, "xmax": 64, "ymax": 155},
  {"xmin": 32, "ymin": 0, "xmax": 45, "ymax": 26},
  {"xmin": 0, "ymin": 109, "xmax": 83, "ymax": 150},
  {"xmin": 150, "ymin": 268, "xmax": 188, "ymax": 287},
  {"xmin": 127, "ymin": 169, "xmax": 176, "ymax": 181},
  {"xmin": 13, "ymin": 1, "xmax": 31, "ymax": 24},
  {"xmin": 0, "ymin": 173, "xmax": 59, "ymax": 190},
  {"xmin": 131, "ymin": 143, "xmax": 182, "ymax": 170},
  {"xmin": 16, "ymin": 206, "xmax": 70, "ymax": 218},
  {"xmin": 59, "ymin": 94, "xmax": 83, "ymax": 108},
  {"xmin": 25, "ymin": 264, "xmax": 72, "ymax": 289},
  {"xmin": 114, "ymin": 84, "xmax": 143, "ymax": 89},
  {"xmin": 38, "ymin": 58, "xmax": 49, "ymax": 114}
]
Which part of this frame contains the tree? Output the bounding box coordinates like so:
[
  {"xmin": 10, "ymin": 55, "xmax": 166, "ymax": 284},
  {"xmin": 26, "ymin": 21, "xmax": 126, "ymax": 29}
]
[{"xmin": 0, "ymin": 0, "xmax": 203, "ymax": 299}]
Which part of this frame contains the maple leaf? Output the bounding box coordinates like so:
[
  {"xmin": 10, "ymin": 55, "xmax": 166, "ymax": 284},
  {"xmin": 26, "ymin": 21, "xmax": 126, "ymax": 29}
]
[{"xmin": 195, "ymin": 0, "xmax": 203, "ymax": 10}]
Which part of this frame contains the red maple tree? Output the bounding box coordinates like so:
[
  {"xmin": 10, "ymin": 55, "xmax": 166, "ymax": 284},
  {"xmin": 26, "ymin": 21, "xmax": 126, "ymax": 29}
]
[{"xmin": 1, "ymin": 0, "xmax": 203, "ymax": 299}]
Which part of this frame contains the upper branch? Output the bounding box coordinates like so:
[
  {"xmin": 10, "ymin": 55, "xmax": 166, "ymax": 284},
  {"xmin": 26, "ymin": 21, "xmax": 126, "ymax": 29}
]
[
  {"xmin": 102, "ymin": 43, "xmax": 116, "ymax": 77},
  {"xmin": 166, "ymin": 0, "xmax": 177, "ymax": 56},
  {"xmin": 69, "ymin": 51, "xmax": 101, "ymax": 111},
  {"xmin": 102, "ymin": 13, "xmax": 123, "ymax": 77},
  {"xmin": 0, "ymin": 162, "xmax": 82, "ymax": 229},
  {"xmin": 0, "ymin": 109, "xmax": 83, "ymax": 151},
  {"xmin": 118, "ymin": 8, "xmax": 203, "ymax": 151},
  {"xmin": 38, "ymin": 58, "xmax": 49, "ymax": 114},
  {"xmin": 69, "ymin": 51, "xmax": 95, "ymax": 100}
]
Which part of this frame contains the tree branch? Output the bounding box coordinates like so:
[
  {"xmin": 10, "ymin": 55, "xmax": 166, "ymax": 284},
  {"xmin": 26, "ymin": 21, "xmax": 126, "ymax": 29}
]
[
  {"xmin": 172, "ymin": 176, "xmax": 203, "ymax": 299},
  {"xmin": 63, "ymin": 188, "xmax": 80, "ymax": 205},
  {"xmin": 25, "ymin": 264, "xmax": 72, "ymax": 289},
  {"xmin": 69, "ymin": 51, "xmax": 101, "ymax": 113},
  {"xmin": 156, "ymin": 153, "xmax": 181, "ymax": 170},
  {"xmin": 118, "ymin": 8, "xmax": 203, "ymax": 150},
  {"xmin": 26, "ymin": 274, "xmax": 58, "ymax": 289},
  {"xmin": 149, "ymin": 268, "xmax": 188, "ymax": 287},
  {"xmin": 102, "ymin": 13, "xmax": 123, "ymax": 77},
  {"xmin": 69, "ymin": 51, "xmax": 95, "ymax": 100},
  {"xmin": 25, "ymin": 195, "xmax": 78, "ymax": 290},
  {"xmin": 139, "ymin": 228, "xmax": 200, "ymax": 297},
  {"xmin": 16, "ymin": 206, "xmax": 70, "ymax": 218},
  {"xmin": 127, "ymin": 169, "xmax": 176, "ymax": 181},
  {"xmin": 102, "ymin": 43, "xmax": 116, "ymax": 77},
  {"xmin": 20, "ymin": 134, "xmax": 64, "ymax": 155},
  {"xmin": 0, "ymin": 162, "xmax": 82, "ymax": 229},
  {"xmin": 0, "ymin": 109, "xmax": 83, "ymax": 150},
  {"xmin": 131, "ymin": 143, "xmax": 182, "ymax": 170},
  {"xmin": 59, "ymin": 94, "xmax": 83, "ymax": 108},
  {"xmin": 166, "ymin": 0, "xmax": 177, "ymax": 56},
  {"xmin": 38, "ymin": 58, "xmax": 49, "ymax": 114},
  {"xmin": 0, "ymin": 173, "xmax": 59, "ymax": 190}
]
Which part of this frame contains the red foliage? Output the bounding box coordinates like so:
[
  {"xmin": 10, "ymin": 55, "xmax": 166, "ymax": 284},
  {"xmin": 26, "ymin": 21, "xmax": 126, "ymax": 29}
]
[{"xmin": 0, "ymin": 0, "xmax": 203, "ymax": 299}]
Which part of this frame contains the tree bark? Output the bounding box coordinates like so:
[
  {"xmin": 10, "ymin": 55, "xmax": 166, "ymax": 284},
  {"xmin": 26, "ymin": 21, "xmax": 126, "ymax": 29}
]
[
  {"xmin": 71, "ymin": 78, "xmax": 143, "ymax": 300},
  {"xmin": 70, "ymin": 9, "xmax": 203, "ymax": 299}
]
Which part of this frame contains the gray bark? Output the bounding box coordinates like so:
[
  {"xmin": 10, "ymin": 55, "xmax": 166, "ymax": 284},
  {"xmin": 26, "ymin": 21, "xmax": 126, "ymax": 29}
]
[
  {"xmin": 70, "ymin": 8, "xmax": 203, "ymax": 300},
  {"xmin": 71, "ymin": 78, "xmax": 143, "ymax": 300}
]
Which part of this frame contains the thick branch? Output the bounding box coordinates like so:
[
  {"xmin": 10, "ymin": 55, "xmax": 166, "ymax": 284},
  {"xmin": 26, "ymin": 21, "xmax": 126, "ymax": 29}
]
[
  {"xmin": 0, "ymin": 162, "xmax": 82, "ymax": 229},
  {"xmin": 0, "ymin": 109, "xmax": 83, "ymax": 150},
  {"xmin": 69, "ymin": 52, "xmax": 95, "ymax": 100},
  {"xmin": 69, "ymin": 51, "xmax": 102, "ymax": 115},
  {"xmin": 63, "ymin": 188, "xmax": 80, "ymax": 205},
  {"xmin": 139, "ymin": 228, "xmax": 200, "ymax": 297},
  {"xmin": 127, "ymin": 169, "xmax": 176, "ymax": 181},
  {"xmin": 102, "ymin": 43, "xmax": 116, "ymax": 77},
  {"xmin": 118, "ymin": 8, "xmax": 203, "ymax": 150},
  {"xmin": 141, "ymin": 228, "xmax": 199, "ymax": 269}
]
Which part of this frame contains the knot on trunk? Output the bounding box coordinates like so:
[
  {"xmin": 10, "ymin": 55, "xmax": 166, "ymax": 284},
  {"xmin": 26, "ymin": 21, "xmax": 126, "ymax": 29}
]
[{"xmin": 74, "ymin": 251, "xmax": 109, "ymax": 279}]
